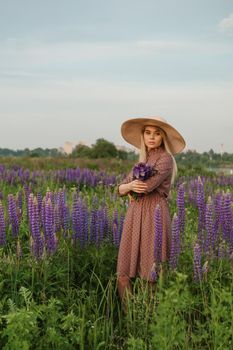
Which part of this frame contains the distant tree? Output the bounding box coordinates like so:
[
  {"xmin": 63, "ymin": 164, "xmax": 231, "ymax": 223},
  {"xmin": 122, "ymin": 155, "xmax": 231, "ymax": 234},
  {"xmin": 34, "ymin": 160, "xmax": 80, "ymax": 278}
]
[
  {"xmin": 208, "ymin": 149, "xmax": 215, "ymax": 157},
  {"xmin": 90, "ymin": 138, "xmax": 118, "ymax": 158},
  {"xmin": 29, "ymin": 152, "xmax": 39, "ymax": 157},
  {"xmin": 24, "ymin": 148, "xmax": 31, "ymax": 157},
  {"xmin": 72, "ymin": 144, "xmax": 92, "ymax": 158},
  {"xmin": 126, "ymin": 150, "xmax": 138, "ymax": 161},
  {"xmin": 117, "ymin": 149, "xmax": 128, "ymax": 160}
]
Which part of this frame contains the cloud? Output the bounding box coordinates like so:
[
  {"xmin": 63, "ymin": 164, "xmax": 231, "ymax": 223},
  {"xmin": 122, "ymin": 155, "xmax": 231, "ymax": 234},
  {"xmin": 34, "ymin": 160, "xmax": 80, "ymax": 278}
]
[{"xmin": 218, "ymin": 13, "xmax": 233, "ymax": 35}]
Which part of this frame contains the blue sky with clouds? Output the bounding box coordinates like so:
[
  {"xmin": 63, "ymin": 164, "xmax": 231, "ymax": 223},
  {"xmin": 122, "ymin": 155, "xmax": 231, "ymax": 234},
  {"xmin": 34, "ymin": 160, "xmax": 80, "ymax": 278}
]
[{"xmin": 0, "ymin": 0, "xmax": 233, "ymax": 152}]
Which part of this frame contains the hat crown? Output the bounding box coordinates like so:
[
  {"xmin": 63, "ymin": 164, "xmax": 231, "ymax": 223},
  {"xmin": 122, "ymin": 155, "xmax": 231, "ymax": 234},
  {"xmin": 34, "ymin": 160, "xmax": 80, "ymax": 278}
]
[{"xmin": 146, "ymin": 116, "xmax": 167, "ymax": 124}]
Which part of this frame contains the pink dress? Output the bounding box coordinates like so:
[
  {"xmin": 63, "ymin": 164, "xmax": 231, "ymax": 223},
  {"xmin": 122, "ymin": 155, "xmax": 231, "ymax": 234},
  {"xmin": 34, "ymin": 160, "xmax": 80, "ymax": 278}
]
[{"xmin": 116, "ymin": 146, "xmax": 173, "ymax": 282}]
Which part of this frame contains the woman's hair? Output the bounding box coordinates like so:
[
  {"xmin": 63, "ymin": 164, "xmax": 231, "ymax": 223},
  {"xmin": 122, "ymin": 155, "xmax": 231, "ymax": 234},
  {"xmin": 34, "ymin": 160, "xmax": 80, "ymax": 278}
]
[{"xmin": 138, "ymin": 125, "xmax": 178, "ymax": 185}]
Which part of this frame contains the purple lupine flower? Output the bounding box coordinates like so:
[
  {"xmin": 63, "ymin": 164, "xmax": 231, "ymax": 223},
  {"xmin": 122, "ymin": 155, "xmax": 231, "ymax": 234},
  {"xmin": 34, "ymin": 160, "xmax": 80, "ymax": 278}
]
[
  {"xmin": 132, "ymin": 162, "xmax": 154, "ymax": 181},
  {"xmin": 31, "ymin": 197, "xmax": 44, "ymax": 259},
  {"xmin": 54, "ymin": 204, "xmax": 60, "ymax": 233},
  {"xmin": 0, "ymin": 200, "xmax": 6, "ymax": 246},
  {"xmin": 230, "ymin": 224, "xmax": 233, "ymax": 256},
  {"xmin": 28, "ymin": 193, "xmax": 34, "ymax": 235},
  {"xmin": 130, "ymin": 162, "xmax": 155, "ymax": 201},
  {"xmin": 188, "ymin": 189, "xmax": 194, "ymax": 206},
  {"xmin": 151, "ymin": 267, "xmax": 157, "ymax": 282},
  {"xmin": 197, "ymin": 177, "xmax": 205, "ymax": 244},
  {"xmin": 41, "ymin": 198, "xmax": 46, "ymax": 231},
  {"xmin": 112, "ymin": 208, "xmax": 119, "ymax": 246},
  {"xmin": 151, "ymin": 204, "xmax": 163, "ymax": 281},
  {"xmin": 193, "ymin": 242, "xmax": 202, "ymax": 282},
  {"xmin": 8, "ymin": 194, "xmax": 19, "ymax": 237},
  {"xmin": 205, "ymin": 196, "xmax": 215, "ymax": 256},
  {"xmin": 24, "ymin": 185, "xmax": 31, "ymax": 219},
  {"xmin": 72, "ymin": 194, "xmax": 87, "ymax": 247},
  {"xmin": 222, "ymin": 191, "xmax": 233, "ymax": 247},
  {"xmin": 57, "ymin": 188, "xmax": 66, "ymax": 232},
  {"xmin": 80, "ymin": 199, "xmax": 89, "ymax": 247},
  {"xmin": 177, "ymin": 183, "xmax": 185, "ymax": 236},
  {"xmin": 169, "ymin": 213, "xmax": 180, "ymax": 269},
  {"xmin": 217, "ymin": 241, "xmax": 227, "ymax": 259},
  {"xmin": 102, "ymin": 206, "xmax": 111, "ymax": 241},
  {"xmin": 96, "ymin": 208, "xmax": 105, "ymax": 246},
  {"xmin": 90, "ymin": 206, "xmax": 98, "ymax": 244},
  {"xmin": 81, "ymin": 203, "xmax": 89, "ymax": 245},
  {"xmin": 45, "ymin": 188, "xmax": 53, "ymax": 203},
  {"xmin": 45, "ymin": 198, "xmax": 56, "ymax": 254},
  {"xmin": 213, "ymin": 191, "xmax": 222, "ymax": 242}
]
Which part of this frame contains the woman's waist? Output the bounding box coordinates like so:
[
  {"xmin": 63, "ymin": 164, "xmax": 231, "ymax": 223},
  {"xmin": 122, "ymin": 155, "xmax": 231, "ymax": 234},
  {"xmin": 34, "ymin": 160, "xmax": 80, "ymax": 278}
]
[{"xmin": 128, "ymin": 189, "xmax": 169, "ymax": 203}]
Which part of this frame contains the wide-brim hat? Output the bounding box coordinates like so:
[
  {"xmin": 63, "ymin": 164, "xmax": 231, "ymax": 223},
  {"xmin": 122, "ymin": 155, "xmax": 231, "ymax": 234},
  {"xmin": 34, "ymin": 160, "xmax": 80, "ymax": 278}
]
[{"xmin": 121, "ymin": 116, "xmax": 186, "ymax": 154}]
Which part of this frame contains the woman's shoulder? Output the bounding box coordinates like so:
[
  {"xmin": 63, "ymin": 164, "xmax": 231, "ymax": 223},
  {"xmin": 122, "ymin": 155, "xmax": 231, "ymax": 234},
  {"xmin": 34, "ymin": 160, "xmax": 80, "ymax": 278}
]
[
  {"xmin": 149, "ymin": 147, "xmax": 172, "ymax": 162},
  {"xmin": 161, "ymin": 148, "xmax": 172, "ymax": 159},
  {"xmin": 159, "ymin": 149, "xmax": 173, "ymax": 163}
]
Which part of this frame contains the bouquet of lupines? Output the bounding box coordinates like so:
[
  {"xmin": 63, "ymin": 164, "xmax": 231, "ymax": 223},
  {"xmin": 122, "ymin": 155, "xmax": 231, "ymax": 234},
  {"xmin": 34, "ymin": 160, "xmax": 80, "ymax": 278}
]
[{"xmin": 129, "ymin": 162, "xmax": 155, "ymax": 201}]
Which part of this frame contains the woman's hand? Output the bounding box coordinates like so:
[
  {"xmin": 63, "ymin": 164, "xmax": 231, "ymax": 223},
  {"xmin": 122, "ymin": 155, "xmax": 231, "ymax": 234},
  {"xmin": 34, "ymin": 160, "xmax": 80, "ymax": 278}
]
[
  {"xmin": 118, "ymin": 180, "xmax": 148, "ymax": 197},
  {"xmin": 129, "ymin": 180, "xmax": 148, "ymax": 194}
]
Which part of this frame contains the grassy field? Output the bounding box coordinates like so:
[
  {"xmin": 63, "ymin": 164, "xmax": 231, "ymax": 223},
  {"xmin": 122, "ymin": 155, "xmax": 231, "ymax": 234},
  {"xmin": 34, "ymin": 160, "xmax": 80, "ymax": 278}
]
[{"xmin": 0, "ymin": 158, "xmax": 232, "ymax": 349}]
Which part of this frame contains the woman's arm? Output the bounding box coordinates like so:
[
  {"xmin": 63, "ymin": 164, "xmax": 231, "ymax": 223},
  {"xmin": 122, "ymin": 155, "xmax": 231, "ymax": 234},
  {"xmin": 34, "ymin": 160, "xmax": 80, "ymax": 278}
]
[
  {"xmin": 118, "ymin": 180, "xmax": 148, "ymax": 196},
  {"xmin": 117, "ymin": 169, "xmax": 148, "ymax": 197},
  {"xmin": 117, "ymin": 170, "xmax": 133, "ymax": 197}
]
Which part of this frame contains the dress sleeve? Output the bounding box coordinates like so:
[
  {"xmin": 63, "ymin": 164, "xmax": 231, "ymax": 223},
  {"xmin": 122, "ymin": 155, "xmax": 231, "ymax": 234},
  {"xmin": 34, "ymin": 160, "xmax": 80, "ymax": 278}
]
[
  {"xmin": 116, "ymin": 169, "xmax": 133, "ymax": 197},
  {"xmin": 144, "ymin": 153, "xmax": 173, "ymax": 194}
]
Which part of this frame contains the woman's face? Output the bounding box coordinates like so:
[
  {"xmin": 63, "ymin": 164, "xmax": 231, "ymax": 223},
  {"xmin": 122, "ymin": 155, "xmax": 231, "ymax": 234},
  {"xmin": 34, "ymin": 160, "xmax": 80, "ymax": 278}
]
[{"xmin": 143, "ymin": 125, "xmax": 163, "ymax": 151}]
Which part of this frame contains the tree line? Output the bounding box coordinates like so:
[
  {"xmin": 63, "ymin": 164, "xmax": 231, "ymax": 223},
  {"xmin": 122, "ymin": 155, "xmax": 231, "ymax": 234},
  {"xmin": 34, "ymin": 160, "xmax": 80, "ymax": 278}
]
[
  {"xmin": 0, "ymin": 139, "xmax": 136, "ymax": 160},
  {"xmin": 0, "ymin": 139, "xmax": 232, "ymax": 167}
]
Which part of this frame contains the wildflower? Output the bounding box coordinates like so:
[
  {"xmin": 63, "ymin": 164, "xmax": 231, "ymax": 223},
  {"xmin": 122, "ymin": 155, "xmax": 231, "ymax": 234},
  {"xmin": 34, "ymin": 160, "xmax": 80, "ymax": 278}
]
[
  {"xmin": 8, "ymin": 194, "xmax": 19, "ymax": 236},
  {"xmin": 177, "ymin": 183, "xmax": 185, "ymax": 235},
  {"xmin": 130, "ymin": 162, "xmax": 155, "ymax": 201},
  {"xmin": 112, "ymin": 209, "xmax": 119, "ymax": 246},
  {"xmin": 0, "ymin": 200, "xmax": 6, "ymax": 246},
  {"xmin": 169, "ymin": 213, "xmax": 180, "ymax": 269},
  {"xmin": 45, "ymin": 198, "xmax": 56, "ymax": 254},
  {"xmin": 197, "ymin": 177, "xmax": 205, "ymax": 242},
  {"xmin": 72, "ymin": 194, "xmax": 88, "ymax": 247},
  {"xmin": 205, "ymin": 196, "xmax": 215, "ymax": 255},
  {"xmin": 31, "ymin": 197, "xmax": 44, "ymax": 259},
  {"xmin": 132, "ymin": 162, "xmax": 154, "ymax": 181},
  {"xmin": 151, "ymin": 205, "xmax": 162, "ymax": 281}
]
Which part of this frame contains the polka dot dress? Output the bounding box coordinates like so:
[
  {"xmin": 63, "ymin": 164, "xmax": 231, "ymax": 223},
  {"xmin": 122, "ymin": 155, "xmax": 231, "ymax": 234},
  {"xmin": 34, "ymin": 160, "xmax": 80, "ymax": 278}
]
[{"xmin": 116, "ymin": 146, "xmax": 173, "ymax": 282}]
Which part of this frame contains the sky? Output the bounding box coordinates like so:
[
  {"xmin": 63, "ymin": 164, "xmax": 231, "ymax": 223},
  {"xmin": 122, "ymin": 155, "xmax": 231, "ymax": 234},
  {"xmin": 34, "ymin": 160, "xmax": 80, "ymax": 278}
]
[{"xmin": 0, "ymin": 0, "xmax": 233, "ymax": 153}]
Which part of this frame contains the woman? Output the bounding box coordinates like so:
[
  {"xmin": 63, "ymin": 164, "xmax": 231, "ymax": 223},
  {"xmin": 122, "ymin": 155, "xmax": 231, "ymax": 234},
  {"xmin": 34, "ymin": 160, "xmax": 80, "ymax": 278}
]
[{"xmin": 116, "ymin": 116, "xmax": 186, "ymax": 311}]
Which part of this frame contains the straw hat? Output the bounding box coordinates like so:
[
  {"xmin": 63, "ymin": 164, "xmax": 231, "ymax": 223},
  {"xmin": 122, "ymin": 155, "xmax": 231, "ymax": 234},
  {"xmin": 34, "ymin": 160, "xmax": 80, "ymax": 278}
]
[{"xmin": 121, "ymin": 116, "xmax": 186, "ymax": 155}]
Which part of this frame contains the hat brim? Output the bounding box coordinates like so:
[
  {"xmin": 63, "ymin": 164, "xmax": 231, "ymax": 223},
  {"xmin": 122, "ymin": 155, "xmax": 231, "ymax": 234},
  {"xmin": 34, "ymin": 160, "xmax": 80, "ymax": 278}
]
[{"xmin": 121, "ymin": 117, "xmax": 186, "ymax": 155}]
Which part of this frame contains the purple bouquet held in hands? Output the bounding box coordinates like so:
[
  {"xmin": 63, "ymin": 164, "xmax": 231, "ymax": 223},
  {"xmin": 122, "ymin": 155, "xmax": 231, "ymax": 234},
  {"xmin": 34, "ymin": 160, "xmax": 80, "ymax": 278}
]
[
  {"xmin": 130, "ymin": 162, "xmax": 155, "ymax": 201},
  {"xmin": 133, "ymin": 162, "xmax": 154, "ymax": 181}
]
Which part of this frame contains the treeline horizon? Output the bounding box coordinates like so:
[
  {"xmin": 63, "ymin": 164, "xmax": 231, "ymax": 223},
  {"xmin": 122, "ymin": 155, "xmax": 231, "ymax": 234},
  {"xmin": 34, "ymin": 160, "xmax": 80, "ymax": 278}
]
[{"xmin": 0, "ymin": 138, "xmax": 232, "ymax": 168}]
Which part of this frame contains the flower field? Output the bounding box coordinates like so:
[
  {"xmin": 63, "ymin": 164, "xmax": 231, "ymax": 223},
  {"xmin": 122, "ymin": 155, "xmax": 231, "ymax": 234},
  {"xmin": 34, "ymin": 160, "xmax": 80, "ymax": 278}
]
[{"xmin": 0, "ymin": 162, "xmax": 232, "ymax": 349}]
